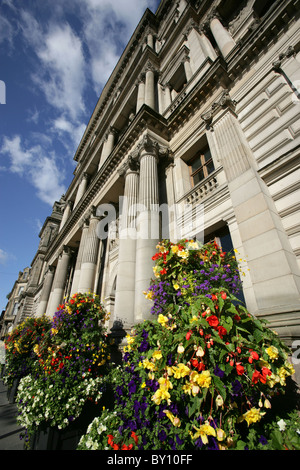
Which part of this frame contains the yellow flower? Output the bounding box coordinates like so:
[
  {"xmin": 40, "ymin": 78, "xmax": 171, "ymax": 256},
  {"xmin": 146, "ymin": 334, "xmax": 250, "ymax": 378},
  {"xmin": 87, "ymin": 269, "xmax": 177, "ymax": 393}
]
[
  {"xmin": 157, "ymin": 314, "xmax": 169, "ymax": 328},
  {"xmin": 126, "ymin": 334, "xmax": 135, "ymax": 345},
  {"xmin": 242, "ymin": 408, "xmax": 265, "ymax": 426},
  {"xmin": 177, "ymin": 344, "xmax": 185, "ymax": 354},
  {"xmin": 158, "ymin": 376, "xmax": 173, "ymax": 390},
  {"xmin": 172, "ymin": 363, "xmax": 190, "ymax": 379},
  {"xmin": 265, "ymin": 346, "xmax": 279, "ymax": 361},
  {"xmin": 141, "ymin": 382, "xmax": 146, "ymax": 389},
  {"xmin": 196, "ymin": 370, "xmax": 211, "ymax": 388},
  {"xmin": 152, "ymin": 350, "xmax": 163, "ymax": 361},
  {"xmin": 192, "ymin": 423, "xmax": 216, "ymax": 445},
  {"xmin": 216, "ymin": 428, "xmax": 226, "ymax": 442},
  {"xmin": 163, "ymin": 410, "xmax": 181, "ymax": 427},
  {"xmin": 178, "ymin": 250, "xmax": 189, "ymax": 259},
  {"xmin": 171, "ymin": 245, "xmax": 179, "ymax": 253},
  {"xmin": 173, "ymin": 283, "xmax": 180, "ymax": 290},
  {"xmin": 142, "ymin": 358, "xmax": 156, "ymax": 371},
  {"xmin": 51, "ymin": 328, "xmax": 58, "ymax": 336},
  {"xmin": 151, "ymin": 388, "xmax": 171, "ymax": 405},
  {"xmin": 144, "ymin": 290, "xmax": 153, "ymax": 300}
]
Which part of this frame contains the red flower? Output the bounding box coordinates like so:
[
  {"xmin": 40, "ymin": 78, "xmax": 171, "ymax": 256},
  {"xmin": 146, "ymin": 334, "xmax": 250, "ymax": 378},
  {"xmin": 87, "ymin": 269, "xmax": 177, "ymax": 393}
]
[
  {"xmin": 206, "ymin": 315, "xmax": 219, "ymax": 328},
  {"xmin": 248, "ymin": 350, "xmax": 259, "ymax": 363},
  {"xmin": 131, "ymin": 432, "xmax": 138, "ymax": 445},
  {"xmin": 252, "ymin": 370, "xmax": 261, "ymax": 384},
  {"xmin": 211, "ymin": 294, "xmax": 217, "ymax": 301},
  {"xmin": 186, "ymin": 330, "xmax": 192, "ymax": 340},
  {"xmin": 236, "ymin": 363, "xmax": 245, "ymax": 375},
  {"xmin": 107, "ymin": 435, "xmax": 114, "ymax": 445},
  {"xmin": 217, "ymin": 325, "xmax": 227, "ymax": 339},
  {"xmin": 160, "ymin": 268, "xmax": 167, "ymax": 275},
  {"xmin": 234, "ymin": 314, "xmax": 241, "ymax": 322}
]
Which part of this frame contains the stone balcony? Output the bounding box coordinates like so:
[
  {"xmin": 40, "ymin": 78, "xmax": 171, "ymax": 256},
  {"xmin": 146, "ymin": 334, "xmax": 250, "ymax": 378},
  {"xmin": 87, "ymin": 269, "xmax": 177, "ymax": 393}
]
[{"xmin": 183, "ymin": 167, "xmax": 222, "ymax": 206}]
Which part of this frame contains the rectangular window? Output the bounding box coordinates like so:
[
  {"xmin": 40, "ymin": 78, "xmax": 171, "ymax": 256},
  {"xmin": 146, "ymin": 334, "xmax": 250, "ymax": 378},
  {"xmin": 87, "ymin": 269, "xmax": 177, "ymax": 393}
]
[{"xmin": 189, "ymin": 146, "xmax": 214, "ymax": 186}]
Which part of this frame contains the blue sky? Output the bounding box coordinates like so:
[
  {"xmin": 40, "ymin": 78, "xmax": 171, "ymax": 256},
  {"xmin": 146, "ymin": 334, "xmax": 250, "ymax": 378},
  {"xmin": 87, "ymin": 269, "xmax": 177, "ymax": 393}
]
[{"xmin": 0, "ymin": 0, "xmax": 161, "ymax": 311}]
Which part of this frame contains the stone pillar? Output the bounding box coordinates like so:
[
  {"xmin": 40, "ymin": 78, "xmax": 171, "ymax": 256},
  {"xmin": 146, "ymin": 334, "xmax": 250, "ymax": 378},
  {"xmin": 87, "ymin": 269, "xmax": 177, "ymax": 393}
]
[
  {"xmin": 134, "ymin": 136, "xmax": 160, "ymax": 322},
  {"xmin": 74, "ymin": 173, "xmax": 89, "ymax": 207},
  {"xmin": 209, "ymin": 15, "xmax": 236, "ymax": 58},
  {"xmin": 46, "ymin": 247, "xmax": 72, "ymax": 317},
  {"xmin": 212, "ymin": 100, "xmax": 300, "ymax": 342},
  {"xmin": 185, "ymin": 24, "xmax": 217, "ymax": 71},
  {"xmin": 77, "ymin": 207, "xmax": 100, "ymax": 293},
  {"xmin": 98, "ymin": 127, "xmax": 116, "ymax": 168},
  {"xmin": 36, "ymin": 266, "xmax": 55, "ymax": 317},
  {"xmin": 182, "ymin": 56, "xmax": 193, "ymax": 81},
  {"xmin": 164, "ymin": 83, "xmax": 172, "ymax": 109},
  {"xmin": 59, "ymin": 200, "xmax": 72, "ymax": 231},
  {"xmin": 136, "ymin": 74, "xmax": 145, "ymax": 113},
  {"xmin": 114, "ymin": 157, "xmax": 139, "ymax": 330},
  {"xmin": 70, "ymin": 218, "xmax": 89, "ymax": 295},
  {"xmin": 144, "ymin": 63, "xmax": 156, "ymax": 110}
]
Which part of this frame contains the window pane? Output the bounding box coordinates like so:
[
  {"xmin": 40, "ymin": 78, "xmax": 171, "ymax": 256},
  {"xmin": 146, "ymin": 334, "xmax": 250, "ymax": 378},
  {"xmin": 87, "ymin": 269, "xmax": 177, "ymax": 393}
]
[
  {"xmin": 193, "ymin": 168, "xmax": 204, "ymax": 185},
  {"xmin": 206, "ymin": 159, "xmax": 214, "ymax": 175},
  {"xmin": 190, "ymin": 158, "xmax": 201, "ymax": 173}
]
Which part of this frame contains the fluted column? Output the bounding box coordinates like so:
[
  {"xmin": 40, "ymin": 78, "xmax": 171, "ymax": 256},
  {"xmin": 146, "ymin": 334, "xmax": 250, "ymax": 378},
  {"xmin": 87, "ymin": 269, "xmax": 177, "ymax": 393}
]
[
  {"xmin": 36, "ymin": 266, "xmax": 55, "ymax": 317},
  {"xmin": 59, "ymin": 200, "xmax": 72, "ymax": 231},
  {"xmin": 145, "ymin": 62, "xmax": 156, "ymax": 110},
  {"xmin": 98, "ymin": 127, "xmax": 117, "ymax": 168},
  {"xmin": 70, "ymin": 219, "xmax": 89, "ymax": 295},
  {"xmin": 136, "ymin": 74, "xmax": 145, "ymax": 113},
  {"xmin": 114, "ymin": 157, "xmax": 139, "ymax": 330},
  {"xmin": 77, "ymin": 208, "xmax": 101, "ymax": 293},
  {"xmin": 134, "ymin": 136, "xmax": 160, "ymax": 322},
  {"xmin": 74, "ymin": 173, "xmax": 89, "ymax": 207},
  {"xmin": 46, "ymin": 247, "xmax": 72, "ymax": 317},
  {"xmin": 209, "ymin": 15, "xmax": 236, "ymax": 58}
]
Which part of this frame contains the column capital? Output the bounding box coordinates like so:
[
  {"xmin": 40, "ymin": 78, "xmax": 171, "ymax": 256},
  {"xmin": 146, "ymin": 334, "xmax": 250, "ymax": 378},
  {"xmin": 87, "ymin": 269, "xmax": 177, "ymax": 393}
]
[
  {"xmin": 118, "ymin": 155, "xmax": 140, "ymax": 177},
  {"xmin": 201, "ymin": 89, "xmax": 237, "ymax": 129}
]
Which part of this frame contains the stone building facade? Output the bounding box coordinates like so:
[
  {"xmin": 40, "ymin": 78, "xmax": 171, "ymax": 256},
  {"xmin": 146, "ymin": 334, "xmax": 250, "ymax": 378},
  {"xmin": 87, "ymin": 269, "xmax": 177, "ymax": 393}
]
[{"xmin": 2, "ymin": 0, "xmax": 300, "ymax": 348}]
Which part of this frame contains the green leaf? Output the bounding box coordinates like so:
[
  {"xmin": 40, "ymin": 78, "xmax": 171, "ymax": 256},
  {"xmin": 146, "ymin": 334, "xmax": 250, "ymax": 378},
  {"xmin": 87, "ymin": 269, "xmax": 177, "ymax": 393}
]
[
  {"xmin": 212, "ymin": 374, "xmax": 226, "ymax": 401},
  {"xmin": 270, "ymin": 430, "xmax": 284, "ymax": 450}
]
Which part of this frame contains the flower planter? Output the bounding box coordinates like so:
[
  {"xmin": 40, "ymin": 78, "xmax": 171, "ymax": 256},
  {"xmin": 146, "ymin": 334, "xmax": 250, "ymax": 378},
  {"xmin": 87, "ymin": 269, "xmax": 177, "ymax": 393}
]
[
  {"xmin": 29, "ymin": 401, "xmax": 104, "ymax": 450},
  {"xmin": 7, "ymin": 378, "xmax": 20, "ymax": 403}
]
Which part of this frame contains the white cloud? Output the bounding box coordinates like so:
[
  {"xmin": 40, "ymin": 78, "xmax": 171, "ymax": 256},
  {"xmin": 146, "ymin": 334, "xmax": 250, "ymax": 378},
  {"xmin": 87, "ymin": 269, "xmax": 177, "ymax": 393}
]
[
  {"xmin": 0, "ymin": 249, "xmax": 9, "ymax": 265},
  {"xmin": 1, "ymin": 135, "xmax": 66, "ymax": 206},
  {"xmin": 20, "ymin": 11, "xmax": 86, "ymax": 122},
  {"xmin": 75, "ymin": 0, "xmax": 159, "ymax": 93}
]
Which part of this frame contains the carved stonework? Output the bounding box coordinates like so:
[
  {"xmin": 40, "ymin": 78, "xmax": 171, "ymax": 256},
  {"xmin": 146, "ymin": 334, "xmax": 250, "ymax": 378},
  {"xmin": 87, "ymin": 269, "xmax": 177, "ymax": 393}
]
[{"xmin": 201, "ymin": 89, "xmax": 237, "ymax": 130}]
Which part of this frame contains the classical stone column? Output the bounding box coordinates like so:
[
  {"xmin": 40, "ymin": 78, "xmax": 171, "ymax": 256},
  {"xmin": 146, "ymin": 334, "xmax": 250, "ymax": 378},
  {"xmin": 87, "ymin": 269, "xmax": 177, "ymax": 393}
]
[
  {"xmin": 185, "ymin": 23, "xmax": 216, "ymax": 71},
  {"xmin": 134, "ymin": 136, "xmax": 160, "ymax": 322},
  {"xmin": 144, "ymin": 62, "xmax": 156, "ymax": 110},
  {"xmin": 209, "ymin": 15, "xmax": 236, "ymax": 58},
  {"xmin": 59, "ymin": 200, "xmax": 72, "ymax": 231},
  {"xmin": 46, "ymin": 246, "xmax": 72, "ymax": 317},
  {"xmin": 136, "ymin": 74, "xmax": 145, "ymax": 113},
  {"xmin": 212, "ymin": 98, "xmax": 300, "ymax": 342},
  {"xmin": 77, "ymin": 207, "xmax": 100, "ymax": 293},
  {"xmin": 74, "ymin": 173, "xmax": 89, "ymax": 207},
  {"xmin": 113, "ymin": 157, "xmax": 139, "ymax": 330},
  {"xmin": 70, "ymin": 218, "xmax": 89, "ymax": 295},
  {"xmin": 182, "ymin": 57, "xmax": 193, "ymax": 81},
  {"xmin": 98, "ymin": 127, "xmax": 117, "ymax": 168},
  {"xmin": 36, "ymin": 266, "xmax": 55, "ymax": 317}
]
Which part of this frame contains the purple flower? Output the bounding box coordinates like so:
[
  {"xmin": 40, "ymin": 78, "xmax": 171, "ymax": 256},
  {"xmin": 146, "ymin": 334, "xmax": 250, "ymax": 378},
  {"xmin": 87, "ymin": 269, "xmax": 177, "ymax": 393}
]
[{"xmin": 214, "ymin": 365, "xmax": 225, "ymax": 379}]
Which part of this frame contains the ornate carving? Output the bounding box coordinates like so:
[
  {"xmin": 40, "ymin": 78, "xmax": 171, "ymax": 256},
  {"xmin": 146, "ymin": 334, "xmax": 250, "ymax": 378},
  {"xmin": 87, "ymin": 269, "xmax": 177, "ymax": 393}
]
[{"xmin": 201, "ymin": 90, "xmax": 237, "ymax": 130}]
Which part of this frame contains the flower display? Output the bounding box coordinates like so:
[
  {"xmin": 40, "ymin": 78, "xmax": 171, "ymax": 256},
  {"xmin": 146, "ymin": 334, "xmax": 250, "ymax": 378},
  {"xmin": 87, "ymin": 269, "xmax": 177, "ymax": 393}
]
[
  {"xmin": 15, "ymin": 293, "xmax": 111, "ymax": 444},
  {"xmin": 78, "ymin": 240, "xmax": 300, "ymax": 451},
  {"xmin": 4, "ymin": 315, "xmax": 52, "ymax": 388}
]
